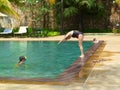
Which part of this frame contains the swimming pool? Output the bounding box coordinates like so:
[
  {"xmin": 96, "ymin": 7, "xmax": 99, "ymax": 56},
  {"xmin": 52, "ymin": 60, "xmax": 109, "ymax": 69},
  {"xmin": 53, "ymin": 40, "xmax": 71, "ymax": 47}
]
[{"xmin": 0, "ymin": 41, "xmax": 93, "ymax": 80}]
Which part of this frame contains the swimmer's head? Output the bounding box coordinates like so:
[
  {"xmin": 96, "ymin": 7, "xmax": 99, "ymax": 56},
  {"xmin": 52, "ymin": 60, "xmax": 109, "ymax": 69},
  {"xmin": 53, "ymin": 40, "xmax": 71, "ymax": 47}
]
[{"xmin": 19, "ymin": 56, "xmax": 27, "ymax": 61}]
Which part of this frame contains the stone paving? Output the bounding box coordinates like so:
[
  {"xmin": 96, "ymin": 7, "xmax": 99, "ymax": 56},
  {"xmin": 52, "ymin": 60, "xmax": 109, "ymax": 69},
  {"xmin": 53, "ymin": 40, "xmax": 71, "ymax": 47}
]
[{"xmin": 0, "ymin": 34, "xmax": 120, "ymax": 90}]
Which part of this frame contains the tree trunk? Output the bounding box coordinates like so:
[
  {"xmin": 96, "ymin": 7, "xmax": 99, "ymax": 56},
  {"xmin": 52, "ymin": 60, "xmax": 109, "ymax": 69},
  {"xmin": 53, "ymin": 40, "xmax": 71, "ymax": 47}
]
[{"xmin": 78, "ymin": 12, "xmax": 84, "ymax": 32}]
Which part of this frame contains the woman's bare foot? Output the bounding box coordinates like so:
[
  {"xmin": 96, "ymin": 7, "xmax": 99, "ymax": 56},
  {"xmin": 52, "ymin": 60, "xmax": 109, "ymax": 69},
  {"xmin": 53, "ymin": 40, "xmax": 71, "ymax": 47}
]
[{"xmin": 80, "ymin": 54, "xmax": 85, "ymax": 58}]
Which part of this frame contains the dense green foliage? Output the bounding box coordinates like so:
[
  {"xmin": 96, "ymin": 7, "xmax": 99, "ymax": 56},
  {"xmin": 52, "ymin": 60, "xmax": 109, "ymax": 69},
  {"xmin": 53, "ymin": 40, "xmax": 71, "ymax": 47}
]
[
  {"xmin": 0, "ymin": 0, "xmax": 119, "ymax": 37},
  {"xmin": 55, "ymin": 0, "xmax": 106, "ymax": 34}
]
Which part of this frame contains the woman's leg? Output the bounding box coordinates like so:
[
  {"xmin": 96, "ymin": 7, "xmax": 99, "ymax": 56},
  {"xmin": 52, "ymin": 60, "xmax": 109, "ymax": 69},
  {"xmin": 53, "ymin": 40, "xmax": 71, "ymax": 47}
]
[{"xmin": 78, "ymin": 34, "xmax": 84, "ymax": 57}]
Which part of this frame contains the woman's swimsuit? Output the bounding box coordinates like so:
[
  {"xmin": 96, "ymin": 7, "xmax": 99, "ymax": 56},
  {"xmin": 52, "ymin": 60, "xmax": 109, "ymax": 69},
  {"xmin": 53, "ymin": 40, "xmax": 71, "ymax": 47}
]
[{"xmin": 72, "ymin": 30, "xmax": 83, "ymax": 38}]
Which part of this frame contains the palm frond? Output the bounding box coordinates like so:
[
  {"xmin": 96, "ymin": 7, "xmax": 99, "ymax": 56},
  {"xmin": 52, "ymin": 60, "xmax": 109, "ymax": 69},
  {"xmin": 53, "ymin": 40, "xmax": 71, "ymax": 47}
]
[
  {"xmin": 0, "ymin": 0, "xmax": 19, "ymax": 19},
  {"xmin": 79, "ymin": 0, "xmax": 96, "ymax": 8},
  {"xmin": 97, "ymin": 3, "xmax": 104, "ymax": 11},
  {"xmin": 64, "ymin": 7, "xmax": 78, "ymax": 17}
]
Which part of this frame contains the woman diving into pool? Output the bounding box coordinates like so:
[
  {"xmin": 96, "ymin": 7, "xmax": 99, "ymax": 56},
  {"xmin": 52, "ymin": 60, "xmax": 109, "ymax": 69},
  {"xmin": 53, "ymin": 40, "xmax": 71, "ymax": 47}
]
[{"xmin": 58, "ymin": 30, "xmax": 84, "ymax": 58}]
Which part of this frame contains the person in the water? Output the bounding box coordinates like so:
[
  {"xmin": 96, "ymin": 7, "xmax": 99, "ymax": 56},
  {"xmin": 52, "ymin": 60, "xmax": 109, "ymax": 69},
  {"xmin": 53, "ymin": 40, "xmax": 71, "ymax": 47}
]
[
  {"xmin": 58, "ymin": 30, "xmax": 84, "ymax": 57},
  {"xmin": 18, "ymin": 56, "xmax": 27, "ymax": 65}
]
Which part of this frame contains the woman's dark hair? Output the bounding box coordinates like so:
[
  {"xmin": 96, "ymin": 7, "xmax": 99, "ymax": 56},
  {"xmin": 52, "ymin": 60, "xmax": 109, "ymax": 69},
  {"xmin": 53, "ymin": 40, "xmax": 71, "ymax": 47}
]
[{"xmin": 19, "ymin": 56, "xmax": 26, "ymax": 62}]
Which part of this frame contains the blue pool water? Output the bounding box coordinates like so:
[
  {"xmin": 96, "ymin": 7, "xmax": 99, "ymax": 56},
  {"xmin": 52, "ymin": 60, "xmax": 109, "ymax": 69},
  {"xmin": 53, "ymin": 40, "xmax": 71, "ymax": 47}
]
[{"xmin": 0, "ymin": 41, "xmax": 93, "ymax": 79}]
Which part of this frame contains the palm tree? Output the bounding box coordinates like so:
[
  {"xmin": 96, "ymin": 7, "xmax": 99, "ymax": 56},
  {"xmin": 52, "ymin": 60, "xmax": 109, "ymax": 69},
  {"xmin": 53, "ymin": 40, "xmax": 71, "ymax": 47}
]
[
  {"xmin": 55, "ymin": 0, "xmax": 105, "ymax": 33},
  {"xmin": 0, "ymin": 0, "xmax": 19, "ymax": 19}
]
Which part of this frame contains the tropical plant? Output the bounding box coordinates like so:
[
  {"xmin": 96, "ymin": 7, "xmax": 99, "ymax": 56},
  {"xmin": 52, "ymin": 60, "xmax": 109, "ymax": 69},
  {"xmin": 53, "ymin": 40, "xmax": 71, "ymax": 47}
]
[
  {"xmin": 18, "ymin": 0, "xmax": 55, "ymax": 29},
  {"xmin": 55, "ymin": 0, "xmax": 105, "ymax": 33},
  {"xmin": 0, "ymin": 0, "xmax": 19, "ymax": 19}
]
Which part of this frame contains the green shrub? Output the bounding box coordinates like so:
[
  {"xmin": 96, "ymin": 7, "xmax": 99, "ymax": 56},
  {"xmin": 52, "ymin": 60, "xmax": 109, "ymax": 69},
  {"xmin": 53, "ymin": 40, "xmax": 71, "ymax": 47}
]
[
  {"xmin": 41, "ymin": 28, "xmax": 60, "ymax": 37},
  {"xmin": 27, "ymin": 27, "xmax": 33, "ymax": 34},
  {"xmin": 0, "ymin": 27, "xmax": 4, "ymax": 32},
  {"xmin": 117, "ymin": 29, "xmax": 120, "ymax": 33},
  {"xmin": 13, "ymin": 27, "xmax": 19, "ymax": 32},
  {"xmin": 47, "ymin": 31, "xmax": 60, "ymax": 36}
]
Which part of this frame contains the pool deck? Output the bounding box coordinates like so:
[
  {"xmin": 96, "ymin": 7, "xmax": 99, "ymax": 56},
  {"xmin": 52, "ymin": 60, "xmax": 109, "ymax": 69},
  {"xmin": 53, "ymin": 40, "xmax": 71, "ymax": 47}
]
[{"xmin": 0, "ymin": 33, "xmax": 120, "ymax": 90}]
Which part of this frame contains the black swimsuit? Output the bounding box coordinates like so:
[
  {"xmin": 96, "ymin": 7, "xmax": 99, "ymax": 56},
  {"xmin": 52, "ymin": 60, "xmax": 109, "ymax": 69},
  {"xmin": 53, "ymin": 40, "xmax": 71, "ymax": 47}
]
[{"xmin": 72, "ymin": 30, "xmax": 83, "ymax": 38}]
